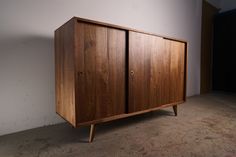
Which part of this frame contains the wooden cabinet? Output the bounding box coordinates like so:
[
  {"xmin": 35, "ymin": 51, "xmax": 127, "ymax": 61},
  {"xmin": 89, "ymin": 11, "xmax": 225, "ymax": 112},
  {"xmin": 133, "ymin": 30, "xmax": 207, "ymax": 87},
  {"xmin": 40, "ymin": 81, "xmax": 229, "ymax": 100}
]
[{"xmin": 55, "ymin": 17, "xmax": 187, "ymax": 142}]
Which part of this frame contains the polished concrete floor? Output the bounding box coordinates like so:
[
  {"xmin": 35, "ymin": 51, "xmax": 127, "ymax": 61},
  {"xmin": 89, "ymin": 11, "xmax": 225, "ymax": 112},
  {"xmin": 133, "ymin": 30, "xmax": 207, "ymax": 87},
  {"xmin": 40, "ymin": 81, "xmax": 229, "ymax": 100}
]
[{"xmin": 0, "ymin": 93, "xmax": 236, "ymax": 157}]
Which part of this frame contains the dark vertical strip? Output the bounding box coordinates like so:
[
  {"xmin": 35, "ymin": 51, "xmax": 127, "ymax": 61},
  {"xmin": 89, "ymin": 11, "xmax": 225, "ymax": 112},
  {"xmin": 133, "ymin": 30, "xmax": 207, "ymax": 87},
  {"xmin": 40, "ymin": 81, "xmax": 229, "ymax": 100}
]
[
  {"xmin": 73, "ymin": 19, "xmax": 77, "ymax": 126},
  {"xmin": 125, "ymin": 31, "xmax": 129, "ymax": 114},
  {"xmin": 184, "ymin": 42, "xmax": 188, "ymax": 101}
]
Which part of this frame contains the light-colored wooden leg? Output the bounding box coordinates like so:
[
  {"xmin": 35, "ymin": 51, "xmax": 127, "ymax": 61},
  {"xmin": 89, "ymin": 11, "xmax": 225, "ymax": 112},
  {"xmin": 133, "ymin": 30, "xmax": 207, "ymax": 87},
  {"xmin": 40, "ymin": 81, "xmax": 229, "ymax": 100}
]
[
  {"xmin": 173, "ymin": 105, "xmax": 177, "ymax": 116},
  {"xmin": 89, "ymin": 124, "xmax": 95, "ymax": 143}
]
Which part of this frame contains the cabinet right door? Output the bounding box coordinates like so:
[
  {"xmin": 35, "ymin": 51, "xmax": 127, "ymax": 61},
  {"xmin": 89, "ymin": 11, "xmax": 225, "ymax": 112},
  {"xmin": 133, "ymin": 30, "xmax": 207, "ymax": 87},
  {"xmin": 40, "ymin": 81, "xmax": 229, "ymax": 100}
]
[
  {"xmin": 128, "ymin": 31, "xmax": 186, "ymax": 113},
  {"xmin": 165, "ymin": 39, "xmax": 186, "ymax": 103},
  {"xmin": 128, "ymin": 31, "xmax": 171, "ymax": 113}
]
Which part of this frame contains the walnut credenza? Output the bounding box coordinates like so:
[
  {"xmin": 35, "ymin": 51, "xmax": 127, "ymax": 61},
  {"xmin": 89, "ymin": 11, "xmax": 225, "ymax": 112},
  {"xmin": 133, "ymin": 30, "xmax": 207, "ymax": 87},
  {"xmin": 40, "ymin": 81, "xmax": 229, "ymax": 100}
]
[{"xmin": 55, "ymin": 17, "xmax": 187, "ymax": 142}]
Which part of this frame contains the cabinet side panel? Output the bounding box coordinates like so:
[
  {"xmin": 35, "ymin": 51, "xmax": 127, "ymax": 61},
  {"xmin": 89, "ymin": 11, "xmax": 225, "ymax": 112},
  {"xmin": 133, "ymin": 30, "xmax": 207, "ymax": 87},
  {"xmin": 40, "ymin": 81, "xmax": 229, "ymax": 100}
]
[{"xmin": 55, "ymin": 20, "xmax": 76, "ymax": 126}]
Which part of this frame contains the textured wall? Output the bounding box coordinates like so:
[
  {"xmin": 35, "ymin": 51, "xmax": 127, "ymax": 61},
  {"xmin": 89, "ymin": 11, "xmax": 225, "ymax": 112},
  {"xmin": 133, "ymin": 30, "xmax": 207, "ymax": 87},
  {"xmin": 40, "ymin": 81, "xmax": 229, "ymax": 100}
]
[{"xmin": 0, "ymin": 0, "xmax": 202, "ymax": 136}]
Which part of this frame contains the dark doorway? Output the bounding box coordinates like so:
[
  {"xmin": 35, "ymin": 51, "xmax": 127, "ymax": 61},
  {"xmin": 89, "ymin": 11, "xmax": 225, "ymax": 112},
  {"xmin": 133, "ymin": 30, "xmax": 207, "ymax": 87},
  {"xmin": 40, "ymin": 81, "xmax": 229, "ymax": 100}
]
[{"xmin": 213, "ymin": 9, "xmax": 236, "ymax": 92}]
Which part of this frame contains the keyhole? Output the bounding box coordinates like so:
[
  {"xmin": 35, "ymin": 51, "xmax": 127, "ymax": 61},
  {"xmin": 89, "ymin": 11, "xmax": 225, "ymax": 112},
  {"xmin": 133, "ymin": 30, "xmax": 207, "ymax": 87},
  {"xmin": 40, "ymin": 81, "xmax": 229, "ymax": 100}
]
[{"xmin": 130, "ymin": 70, "xmax": 134, "ymax": 75}]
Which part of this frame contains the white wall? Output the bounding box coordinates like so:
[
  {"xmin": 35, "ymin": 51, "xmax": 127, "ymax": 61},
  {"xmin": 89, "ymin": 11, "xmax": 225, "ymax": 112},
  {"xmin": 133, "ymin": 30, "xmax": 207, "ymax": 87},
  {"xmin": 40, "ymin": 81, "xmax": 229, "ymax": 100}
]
[{"xmin": 0, "ymin": 0, "xmax": 202, "ymax": 136}]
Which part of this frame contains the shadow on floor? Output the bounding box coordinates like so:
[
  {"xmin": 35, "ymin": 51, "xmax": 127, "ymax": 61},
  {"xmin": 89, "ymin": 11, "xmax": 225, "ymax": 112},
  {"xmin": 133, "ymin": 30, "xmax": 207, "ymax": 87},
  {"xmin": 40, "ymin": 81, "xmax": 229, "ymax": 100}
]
[{"xmin": 0, "ymin": 109, "xmax": 174, "ymax": 145}]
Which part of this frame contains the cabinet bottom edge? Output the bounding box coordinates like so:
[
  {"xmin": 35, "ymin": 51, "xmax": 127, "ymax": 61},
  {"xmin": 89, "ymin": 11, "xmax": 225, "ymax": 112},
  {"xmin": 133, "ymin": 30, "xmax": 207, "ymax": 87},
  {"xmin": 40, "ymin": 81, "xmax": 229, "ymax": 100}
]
[{"xmin": 75, "ymin": 101, "xmax": 184, "ymax": 127}]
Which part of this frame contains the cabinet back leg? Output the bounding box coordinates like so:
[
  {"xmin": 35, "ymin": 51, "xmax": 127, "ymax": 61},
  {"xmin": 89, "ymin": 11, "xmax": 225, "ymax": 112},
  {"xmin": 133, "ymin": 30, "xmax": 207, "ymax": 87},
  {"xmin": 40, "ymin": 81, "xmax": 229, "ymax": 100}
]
[
  {"xmin": 89, "ymin": 124, "xmax": 95, "ymax": 143},
  {"xmin": 173, "ymin": 105, "xmax": 177, "ymax": 116}
]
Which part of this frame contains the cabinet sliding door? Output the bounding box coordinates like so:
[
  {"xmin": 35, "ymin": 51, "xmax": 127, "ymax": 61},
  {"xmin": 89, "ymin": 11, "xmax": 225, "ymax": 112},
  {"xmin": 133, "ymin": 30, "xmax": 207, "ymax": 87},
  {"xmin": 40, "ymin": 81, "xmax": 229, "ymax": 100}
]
[
  {"xmin": 75, "ymin": 22, "xmax": 126, "ymax": 123},
  {"xmin": 165, "ymin": 39, "xmax": 186, "ymax": 103},
  {"xmin": 128, "ymin": 31, "xmax": 170, "ymax": 113}
]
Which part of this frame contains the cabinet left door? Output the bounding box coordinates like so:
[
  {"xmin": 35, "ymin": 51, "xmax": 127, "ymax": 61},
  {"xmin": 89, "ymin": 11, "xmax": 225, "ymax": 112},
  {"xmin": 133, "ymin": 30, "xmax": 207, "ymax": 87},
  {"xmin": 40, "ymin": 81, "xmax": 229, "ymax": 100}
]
[
  {"xmin": 55, "ymin": 20, "xmax": 77, "ymax": 127},
  {"xmin": 75, "ymin": 22, "xmax": 126, "ymax": 124}
]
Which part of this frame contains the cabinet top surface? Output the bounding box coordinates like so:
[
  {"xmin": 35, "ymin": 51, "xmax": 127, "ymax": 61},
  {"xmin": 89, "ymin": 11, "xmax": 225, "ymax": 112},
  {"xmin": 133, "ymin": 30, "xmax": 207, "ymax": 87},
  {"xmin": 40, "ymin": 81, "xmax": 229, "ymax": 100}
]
[{"xmin": 56, "ymin": 16, "xmax": 187, "ymax": 44}]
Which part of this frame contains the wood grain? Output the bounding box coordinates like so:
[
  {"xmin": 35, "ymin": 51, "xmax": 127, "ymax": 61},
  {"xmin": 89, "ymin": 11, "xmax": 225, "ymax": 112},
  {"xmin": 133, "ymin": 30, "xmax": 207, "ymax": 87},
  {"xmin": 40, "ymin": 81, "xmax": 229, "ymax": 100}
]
[
  {"xmin": 75, "ymin": 22, "xmax": 126, "ymax": 123},
  {"xmin": 55, "ymin": 19, "xmax": 76, "ymax": 126},
  {"xmin": 166, "ymin": 39, "xmax": 186, "ymax": 103},
  {"xmin": 128, "ymin": 31, "xmax": 151, "ymax": 112},
  {"xmin": 55, "ymin": 17, "xmax": 187, "ymax": 128},
  {"xmin": 129, "ymin": 31, "xmax": 172, "ymax": 112},
  {"xmin": 150, "ymin": 36, "xmax": 170, "ymax": 107}
]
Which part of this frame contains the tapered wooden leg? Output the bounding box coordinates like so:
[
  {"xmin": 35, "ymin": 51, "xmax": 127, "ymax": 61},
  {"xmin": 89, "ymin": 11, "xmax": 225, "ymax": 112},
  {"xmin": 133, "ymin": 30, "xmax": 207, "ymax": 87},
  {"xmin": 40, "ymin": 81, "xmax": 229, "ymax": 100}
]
[
  {"xmin": 89, "ymin": 124, "xmax": 95, "ymax": 143},
  {"xmin": 173, "ymin": 105, "xmax": 177, "ymax": 116}
]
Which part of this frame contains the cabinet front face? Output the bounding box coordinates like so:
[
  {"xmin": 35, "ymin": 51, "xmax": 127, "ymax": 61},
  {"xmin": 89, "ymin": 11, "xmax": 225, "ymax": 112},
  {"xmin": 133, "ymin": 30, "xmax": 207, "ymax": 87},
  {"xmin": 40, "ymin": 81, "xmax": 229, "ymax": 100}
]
[
  {"xmin": 166, "ymin": 39, "xmax": 186, "ymax": 103},
  {"xmin": 75, "ymin": 22, "xmax": 126, "ymax": 123},
  {"xmin": 128, "ymin": 31, "xmax": 171, "ymax": 112}
]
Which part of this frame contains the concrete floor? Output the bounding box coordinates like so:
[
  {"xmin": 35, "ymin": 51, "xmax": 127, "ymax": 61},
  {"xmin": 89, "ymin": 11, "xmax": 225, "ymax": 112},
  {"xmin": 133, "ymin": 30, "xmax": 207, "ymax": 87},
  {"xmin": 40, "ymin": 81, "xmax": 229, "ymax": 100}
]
[{"xmin": 0, "ymin": 93, "xmax": 236, "ymax": 157}]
